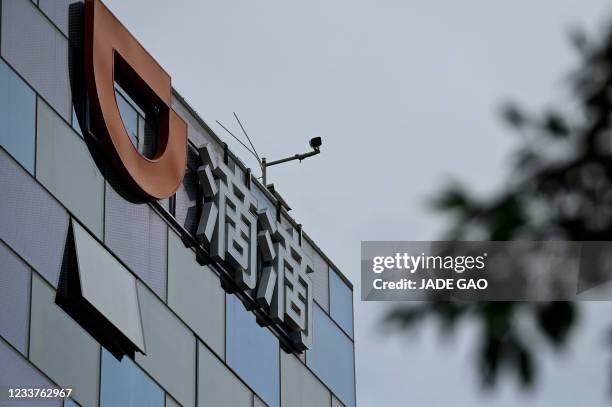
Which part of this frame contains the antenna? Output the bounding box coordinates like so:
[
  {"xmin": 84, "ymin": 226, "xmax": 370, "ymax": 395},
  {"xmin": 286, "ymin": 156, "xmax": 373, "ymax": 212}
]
[
  {"xmin": 215, "ymin": 119, "xmax": 260, "ymax": 165},
  {"xmin": 216, "ymin": 114, "xmax": 323, "ymax": 186},
  {"xmin": 233, "ymin": 112, "xmax": 261, "ymax": 165}
]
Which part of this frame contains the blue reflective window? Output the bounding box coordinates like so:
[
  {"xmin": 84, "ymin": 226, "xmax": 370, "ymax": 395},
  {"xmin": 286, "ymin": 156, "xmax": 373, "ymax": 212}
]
[
  {"xmin": 115, "ymin": 89, "xmax": 139, "ymax": 148},
  {"xmin": 252, "ymin": 184, "xmax": 272, "ymax": 211},
  {"xmin": 64, "ymin": 399, "xmax": 79, "ymax": 407},
  {"xmin": 100, "ymin": 348, "xmax": 164, "ymax": 407},
  {"xmin": 226, "ymin": 294, "xmax": 280, "ymax": 407},
  {"xmin": 329, "ymin": 269, "xmax": 354, "ymax": 338},
  {"xmin": 0, "ymin": 60, "xmax": 36, "ymax": 173},
  {"xmin": 307, "ymin": 304, "xmax": 355, "ymax": 407}
]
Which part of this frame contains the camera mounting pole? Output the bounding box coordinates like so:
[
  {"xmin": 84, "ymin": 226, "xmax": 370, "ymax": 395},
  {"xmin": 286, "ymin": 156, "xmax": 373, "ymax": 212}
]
[{"xmin": 261, "ymin": 137, "xmax": 322, "ymax": 185}]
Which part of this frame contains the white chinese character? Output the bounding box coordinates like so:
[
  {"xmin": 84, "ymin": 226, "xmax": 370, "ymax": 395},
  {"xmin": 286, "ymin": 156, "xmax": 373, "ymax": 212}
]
[
  {"xmin": 195, "ymin": 143, "xmax": 258, "ymax": 290},
  {"xmin": 195, "ymin": 143, "xmax": 313, "ymax": 350},
  {"xmin": 256, "ymin": 210, "xmax": 313, "ymax": 350}
]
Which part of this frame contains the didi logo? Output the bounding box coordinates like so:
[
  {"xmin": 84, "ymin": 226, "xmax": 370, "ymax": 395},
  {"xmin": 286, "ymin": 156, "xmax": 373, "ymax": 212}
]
[{"xmin": 83, "ymin": 0, "xmax": 187, "ymax": 201}]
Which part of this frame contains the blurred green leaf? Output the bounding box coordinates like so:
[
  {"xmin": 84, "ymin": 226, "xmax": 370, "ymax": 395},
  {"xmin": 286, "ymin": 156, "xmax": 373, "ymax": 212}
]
[{"xmin": 500, "ymin": 103, "xmax": 527, "ymax": 129}]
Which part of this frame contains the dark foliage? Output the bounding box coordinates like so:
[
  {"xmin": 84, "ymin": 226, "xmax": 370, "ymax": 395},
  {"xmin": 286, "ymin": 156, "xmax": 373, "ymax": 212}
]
[{"xmin": 386, "ymin": 21, "xmax": 612, "ymax": 389}]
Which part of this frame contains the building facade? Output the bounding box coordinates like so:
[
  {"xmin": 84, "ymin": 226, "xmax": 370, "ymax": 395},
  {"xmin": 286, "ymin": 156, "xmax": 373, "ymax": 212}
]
[{"xmin": 0, "ymin": 1, "xmax": 356, "ymax": 406}]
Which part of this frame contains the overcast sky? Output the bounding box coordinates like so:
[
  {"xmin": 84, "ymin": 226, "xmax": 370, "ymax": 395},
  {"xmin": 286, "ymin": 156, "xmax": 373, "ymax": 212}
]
[{"xmin": 105, "ymin": 1, "xmax": 612, "ymax": 405}]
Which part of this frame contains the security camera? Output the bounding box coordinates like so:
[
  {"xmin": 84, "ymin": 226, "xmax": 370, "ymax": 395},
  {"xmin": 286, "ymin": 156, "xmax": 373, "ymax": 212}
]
[
  {"xmin": 309, "ymin": 137, "xmax": 322, "ymax": 150},
  {"xmin": 262, "ymin": 136, "xmax": 323, "ymax": 184}
]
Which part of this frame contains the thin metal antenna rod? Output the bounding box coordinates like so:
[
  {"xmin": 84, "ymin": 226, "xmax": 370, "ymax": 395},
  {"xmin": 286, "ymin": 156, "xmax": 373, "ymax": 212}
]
[
  {"xmin": 233, "ymin": 112, "xmax": 261, "ymax": 165},
  {"xmin": 215, "ymin": 120, "xmax": 260, "ymax": 164}
]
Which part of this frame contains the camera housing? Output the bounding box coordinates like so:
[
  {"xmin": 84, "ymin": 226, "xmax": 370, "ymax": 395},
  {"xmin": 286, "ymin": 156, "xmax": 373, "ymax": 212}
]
[{"xmin": 309, "ymin": 137, "xmax": 322, "ymax": 150}]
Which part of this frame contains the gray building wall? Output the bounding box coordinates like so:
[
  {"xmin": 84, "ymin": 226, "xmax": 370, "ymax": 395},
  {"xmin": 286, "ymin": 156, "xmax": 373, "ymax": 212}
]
[{"xmin": 0, "ymin": 1, "xmax": 356, "ymax": 406}]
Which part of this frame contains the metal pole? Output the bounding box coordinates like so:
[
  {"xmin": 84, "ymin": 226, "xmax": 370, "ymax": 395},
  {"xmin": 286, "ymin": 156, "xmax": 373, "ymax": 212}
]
[
  {"xmin": 262, "ymin": 157, "xmax": 267, "ymax": 186},
  {"xmin": 261, "ymin": 149, "xmax": 319, "ymax": 186}
]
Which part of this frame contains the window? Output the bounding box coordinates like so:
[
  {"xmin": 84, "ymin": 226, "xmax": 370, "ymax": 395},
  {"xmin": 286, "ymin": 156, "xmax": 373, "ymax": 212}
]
[
  {"xmin": 226, "ymin": 294, "xmax": 280, "ymax": 407},
  {"xmin": 307, "ymin": 304, "xmax": 355, "ymax": 407},
  {"xmin": 100, "ymin": 348, "xmax": 164, "ymax": 407},
  {"xmin": 116, "ymin": 86, "xmax": 140, "ymax": 149},
  {"xmin": 0, "ymin": 60, "xmax": 36, "ymax": 173},
  {"xmin": 115, "ymin": 83, "xmax": 159, "ymax": 159},
  {"xmin": 57, "ymin": 219, "xmax": 146, "ymax": 359},
  {"xmin": 252, "ymin": 184, "xmax": 273, "ymax": 211},
  {"xmin": 329, "ymin": 269, "xmax": 354, "ymax": 338}
]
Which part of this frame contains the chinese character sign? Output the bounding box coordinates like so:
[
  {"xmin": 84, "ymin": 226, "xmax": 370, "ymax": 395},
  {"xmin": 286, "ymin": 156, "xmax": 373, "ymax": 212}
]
[
  {"xmin": 195, "ymin": 143, "xmax": 258, "ymax": 290},
  {"xmin": 256, "ymin": 209, "xmax": 314, "ymax": 350},
  {"xmin": 195, "ymin": 143, "xmax": 313, "ymax": 350}
]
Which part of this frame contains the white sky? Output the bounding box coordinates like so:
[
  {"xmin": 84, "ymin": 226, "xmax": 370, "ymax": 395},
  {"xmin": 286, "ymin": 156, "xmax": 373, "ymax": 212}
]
[{"xmin": 104, "ymin": 1, "xmax": 612, "ymax": 405}]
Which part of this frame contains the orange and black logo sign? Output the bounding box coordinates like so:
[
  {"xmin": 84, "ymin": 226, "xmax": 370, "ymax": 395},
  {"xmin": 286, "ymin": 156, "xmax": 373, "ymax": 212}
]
[{"xmin": 83, "ymin": 0, "xmax": 187, "ymax": 201}]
